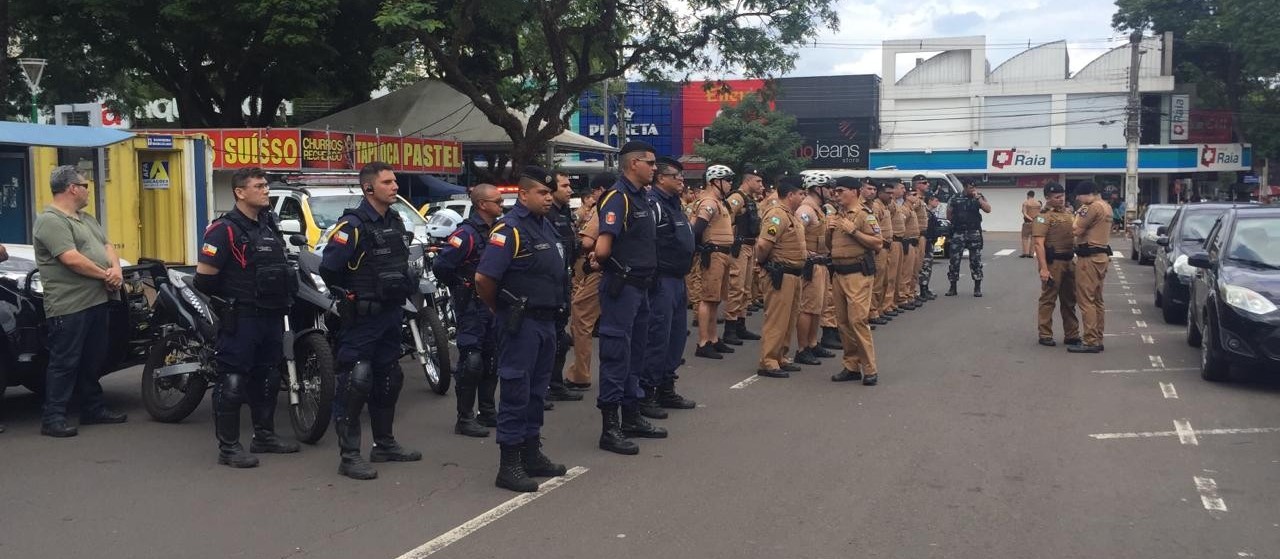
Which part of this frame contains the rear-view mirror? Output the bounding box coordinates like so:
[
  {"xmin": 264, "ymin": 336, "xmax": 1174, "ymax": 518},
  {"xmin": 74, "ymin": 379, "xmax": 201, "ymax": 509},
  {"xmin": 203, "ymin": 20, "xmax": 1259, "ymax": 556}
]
[
  {"xmin": 1156, "ymin": 237, "xmax": 1169, "ymax": 247},
  {"xmin": 1188, "ymin": 252, "xmax": 1212, "ymax": 269},
  {"xmin": 280, "ymin": 219, "xmax": 303, "ymax": 235},
  {"xmin": 288, "ymin": 234, "xmax": 307, "ymax": 247},
  {"xmin": 1156, "ymin": 225, "xmax": 1168, "ymax": 236}
]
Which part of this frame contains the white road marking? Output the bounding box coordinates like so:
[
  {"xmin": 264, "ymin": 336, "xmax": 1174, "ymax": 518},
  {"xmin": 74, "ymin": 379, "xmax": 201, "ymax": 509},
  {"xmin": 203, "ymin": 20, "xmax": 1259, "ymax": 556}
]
[
  {"xmin": 1111, "ymin": 253, "xmax": 1125, "ymax": 259},
  {"xmin": 1142, "ymin": 334, "xmax": 1155, "ymax": 344},
  {"xmin": 1128, "ymin": 299, "xmax": 1138, "ymax": 305},
  {"xmin": 1092, "ymin": 367, "xmax": 1198, "ymax": 374},
  {"xmin": 394, "ymin": 467, "xmax": 589, "ymax": 559},
  {"xmin": 1149, "ymin": 355, "xmax": 1165, "ymax": 368},
  {"xmin": 994, "ymin": 249, "xmax": 1016, "ymax": 256},
  {"xmin": 1131, "ymin": 308, "xmax": 1143, "ymax": 315},
  {"xmin": 1089, "ymin": 427, "xmax": 1280, "ymax": 440},
  {"xmin": 1174, "ymin": 419, "xmax": 1199, "ymax": 445},
  {"xmin": 730, "ymin": 375, "xmax": 761, "ymax": 390},
  {"xmin": 1136, "ymin": 320, "xmax": 1148, "ymax": 328},
  {"xmin": 1160, "ymin": 382, "xmax": 1178, "ymax": 399},
  {"xmin": 1193, "ymin": 476, "xmax": 1228, "ymax": 512}
]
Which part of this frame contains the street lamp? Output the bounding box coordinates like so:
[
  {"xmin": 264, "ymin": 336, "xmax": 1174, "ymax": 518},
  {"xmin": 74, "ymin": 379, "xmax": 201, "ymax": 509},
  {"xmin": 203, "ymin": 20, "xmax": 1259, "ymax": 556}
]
[{"xmin": 18, "ymin": 58, "xmax": 47, "ymax": 123}]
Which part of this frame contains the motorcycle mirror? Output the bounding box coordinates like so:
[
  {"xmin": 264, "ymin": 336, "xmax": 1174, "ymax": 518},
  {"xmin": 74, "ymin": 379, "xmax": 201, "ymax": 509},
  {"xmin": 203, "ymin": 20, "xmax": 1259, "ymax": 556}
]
[{"xmin": 289, "ymin": 234, "xmax": 308, "ymax": 247}]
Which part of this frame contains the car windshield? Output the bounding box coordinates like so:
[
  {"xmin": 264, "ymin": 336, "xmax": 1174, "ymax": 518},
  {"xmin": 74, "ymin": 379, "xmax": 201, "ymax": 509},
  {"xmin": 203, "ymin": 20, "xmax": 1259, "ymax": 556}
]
[
  {"xmin": 1145, "ymin": 207, "xmax": 1175, "ymax": 225},
  {"xmin": 0, "ymin": 254, "xmax": 35, "ymax": 277},
  {"xmin": 1180, "ymin": 211, "xmax": 1226, "ymax": 242},
  {"xmin": 1226, "ymin": 218, "xmax": 1280, "ymax": 269},
  {"xmin": 309, "ymin": 195, "xmax": 428, "ymax": 230}
]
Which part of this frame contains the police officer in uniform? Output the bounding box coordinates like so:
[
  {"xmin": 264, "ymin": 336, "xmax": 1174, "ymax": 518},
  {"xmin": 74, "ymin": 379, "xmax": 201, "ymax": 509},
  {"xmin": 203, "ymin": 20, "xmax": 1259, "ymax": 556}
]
[
  {"xmin": 828, "ymin": 176, "xmax": 882, "ymax": 385},
  {"xmin": 475, "ymin": 166, "xmax": 569, "ymax": 492},
  {"xmin": 755, "ymin": 176, "xmax": 808, "ymax": 379},
  {"xmin": 567, "ymin": 173, "xmax": 615, "ymax": 390},
  {"xmin": 920, "ymin": 193, "xmax": 945, "ymax": 300},
  {"xmin": 880, "ymin": 182, "xmax": 906, "ymax": 317},
  {"xmin": 795, "ymin": 171, "xmax": 835, "ymax": 366},
  {"xmin": 546, "ymin": 171, "xmax": 584, "ymax": 404},
  {"xmin": 1069, "ymin": 181, "xmax": 1112, "ymax": 354},
  {"xmin": 683, "ymin": 182, "xmax": 703, "ymax": 312},
  {"xmin": 946, "ymin": 181, "xmax": 992, "ymax": 297},
  {"xmin": 194, "ymin": 167, "xmax": 299, "ymax": 468},
  {"xmin": 911, "ymin": 175, "xmax": 935, "ymax": 301},
  {"xmin": 639, "ymin": 157, "xmax": 697, "ymax": 419},
  {"xmin": 895, "ymin": 183, "xmax": 922, "ymax": 310},
  {"xmin": 722, "ymin": 168, "xmax": 765, "ymax": 345},
  {"xmin": 595, "ymin": 140, "xmax": 665, "ymax": 455},
  {"xmin": 432, "ymin": 183, "xmax": 504, "ymax": 437},
  {"xmin": 692, "ymin": 165, "xmax": 738, "ymax": 359},
  {"xmin": 869, "ymin": 180, "xmax": 893, "ymax": 327},
  {"xmin": 320, "ymin": 162, "xmax": 422, "ymax": 480},
  {"xmin": 1031, "ymin": 181, "xmax": 1081, "ymax": 347}
]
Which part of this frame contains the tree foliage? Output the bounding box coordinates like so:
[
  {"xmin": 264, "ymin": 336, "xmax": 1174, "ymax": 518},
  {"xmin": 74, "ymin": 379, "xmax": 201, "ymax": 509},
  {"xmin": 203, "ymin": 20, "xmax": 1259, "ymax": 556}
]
[
  {"xmin": 377, "ymin": 0, "xmax": 838, "ymax": 176},
  {"xmin": 693, "ymin": 93, "xmax": 806, "ymax": 179}
]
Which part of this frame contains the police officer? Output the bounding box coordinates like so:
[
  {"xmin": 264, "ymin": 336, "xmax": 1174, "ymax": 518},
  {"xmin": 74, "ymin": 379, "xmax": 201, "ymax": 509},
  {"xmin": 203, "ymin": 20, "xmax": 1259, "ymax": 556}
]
[
  {"xmin": 475, "ymin": 166, "xmax": 569, "ymax": 492},
  {"xmin": 869, "ymin": 180, "xmax": 894, "ymax": 327},
  {"xmin": 880, "ymin": 182, "xmax": 906, "ymax": 317},
  {"xmin": 755, "ymin": 176, "xmax": 808, "ymax": 379},
  {"xmin": 566, "ymin": 173, "xmax": 614, "ymax": 390},
  {"xmin": 639, "ymin": 157, "xmax": 697, "ymax": 419},
  {"xmin": 920, "ymin": 193, "xmax": 945, "ymax": 300},
  {"xmin": 320, "ymin": 162, "xmax": 422, "ymax": 480},
  {"xmin": 722, "ymin": 167, "xmax": 765, "ymax": 345},
  {"xmin": 682, "ymin": 182, "xmax": 703, "ymax": 313},
  {"xmin": 692, "ymin": 164, "xmax": 738, "ymax": 359},
  {"xmin": 194, "ymin": 167, "xmax": 299, "ymax": 468},
  {"xmin": 1069, "ymin": 181, "xmax": 1112, "ymax": 354},
  {"xmin": 1031, "ymin": 182, "xmax": 1081, "ymax": 347},
  {"xmin": 828, "ymin": 176, "xmax": 882, "ymax": 385},
  {"xmin": 795, "ymin": 171, "xmax": 835, "ymax": 366},
  {"xmin": 596, "ymin": 140, "xmax": 665, "ymax": 455},
  {"xmin": 895, "ymin": 182, "xmax": 921, "ymax": 310},
  {"xmin": 432, "ymin": 183, "xmax": 503, "ymax": 438},
  {"xmin": 546, "ymin": 171, "xmax": 584, "ymax": 404},
  {"xmin": 946, "ymin": 181, "xmax": 992, "ymax": 297}
]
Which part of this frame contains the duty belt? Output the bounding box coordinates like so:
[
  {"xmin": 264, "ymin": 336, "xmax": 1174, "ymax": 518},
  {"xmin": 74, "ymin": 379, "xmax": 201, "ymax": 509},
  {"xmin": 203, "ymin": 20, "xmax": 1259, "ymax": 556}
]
[
  {"xmin": 829, "ymin": 256, "xmax": 874, "ymax": 276},
  {"xmin": 1045, "ymin": 251, "xmax": 1075, "ymax": 263},
  {"xmin": 1074, "ymin": 245, "xmax": 1113, "ymax": 257},
  {"xmin": 701, "ymin": 244, "xmax": 734, "ymax": 254},
  {"xmin": 523, "ymin": 307, "xmax": 561, "ymax": 321}
]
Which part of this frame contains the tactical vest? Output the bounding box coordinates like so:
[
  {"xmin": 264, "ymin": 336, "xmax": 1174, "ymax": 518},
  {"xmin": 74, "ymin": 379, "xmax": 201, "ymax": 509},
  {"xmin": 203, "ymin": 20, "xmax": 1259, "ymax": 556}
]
[
  {"xmin": 499, "ymin": 216, "xmax": 568, "ymax": 309},
  {"xmin": 652, "ymin": 190, "xmax": 696, "ymax": 277},
  {"xmin": 697, "ymin": 191, "xmax": 735, "ymax": 245},
  {"xmin": 729, "ymin": 191, "xmax": 761, "ymax": 241},
  {"xmin": 216, "ymin": 210, "xmax": 294, "ymax": 311},
  {"xmin": 342, "ymin": 206, "xmax": 413, "ymax": 303},
  {"xmin": 551, "ymin": 202, "xmax": 578, "ymax": 267},
  {"xmin": 801, "ymin": 198, "xmax": 829, "ymax": 255},
  {"xmin": 951, "ymin": 195, "xmax": 983, "ymax": 231},
  {"xmin": 603, "ymin": 184, "xmax": 658, "ymax": 276},
  {"xmin": 830, "ymin": 206, "xmax": 874, "ymax": 261},
  {"xmin": 453, "ymin": 218, "xmax": 491, "ymax": 286}
]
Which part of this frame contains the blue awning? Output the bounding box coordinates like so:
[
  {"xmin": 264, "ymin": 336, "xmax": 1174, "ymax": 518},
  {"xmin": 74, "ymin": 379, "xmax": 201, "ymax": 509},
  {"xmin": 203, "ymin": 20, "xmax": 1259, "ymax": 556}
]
[{"xmin": 0, "ymin": 121, "xmax": 135, "ymax": 148}]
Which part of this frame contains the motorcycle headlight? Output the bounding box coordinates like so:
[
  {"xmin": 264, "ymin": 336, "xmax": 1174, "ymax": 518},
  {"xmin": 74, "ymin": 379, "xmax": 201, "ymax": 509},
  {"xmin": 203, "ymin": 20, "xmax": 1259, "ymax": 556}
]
[
  {"xmin": 1222, "ymin": 283, "xmax": 1278, "ymax": 315},
  {"xmin": 309, "ymin": 272, "xmax": 328, "ymax": 294},
  {"xmin": 1173, "ymin": 254, "xmax": 1195, "ymax": 279}
]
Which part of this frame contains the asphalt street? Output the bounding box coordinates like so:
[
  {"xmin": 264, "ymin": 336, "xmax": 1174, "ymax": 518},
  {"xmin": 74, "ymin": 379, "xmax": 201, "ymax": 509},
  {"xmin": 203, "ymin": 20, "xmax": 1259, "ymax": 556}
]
[{"xmin": 2, "ymin": 232, "xmax": 1279, "ymax": 559}]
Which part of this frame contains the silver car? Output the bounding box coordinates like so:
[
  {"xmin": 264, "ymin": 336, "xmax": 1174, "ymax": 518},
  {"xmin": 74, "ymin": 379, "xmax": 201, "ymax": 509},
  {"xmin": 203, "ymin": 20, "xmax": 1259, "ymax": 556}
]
[{"xmin": 1130, "ymin": 204, "xmax": 1178, "ymax": 265}]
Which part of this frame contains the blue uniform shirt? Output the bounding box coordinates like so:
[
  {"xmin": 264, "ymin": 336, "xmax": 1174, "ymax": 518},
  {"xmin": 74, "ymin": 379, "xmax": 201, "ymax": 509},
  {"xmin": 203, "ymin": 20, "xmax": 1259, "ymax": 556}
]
[
  {"xmin": 320, "ymin": 199, "xmax": 392, "ymax": 276},
  {"xmin": 597, "ymin": 176, "xmax": 657, "ymax": 275},
  {"xmin": 199, "ymin": 206, "xmax": 276, "ymax": 270},
  {"xmin": 433, "ymin": 213, "xmax": 491, "ymax": 287},
  {"xmin": 477, "ymin": 201, "xmax": 567, "ymax": 309},
  {"xmin": 648, "ymin": 186, "xmax": 695, "ymax": 276}
]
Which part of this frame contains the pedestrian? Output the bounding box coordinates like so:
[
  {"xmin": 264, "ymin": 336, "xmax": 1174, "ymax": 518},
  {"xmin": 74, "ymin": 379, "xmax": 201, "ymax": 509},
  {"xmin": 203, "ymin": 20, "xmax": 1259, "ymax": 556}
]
[
  {"xmin": 1021, "ymin": 190, "xmax": 1042, "ymax": 258},
  {"xmin": 1111, "ymin": 195, "xmax": 1126, "ymax": 233},
  {"xmin": 639, "ymin": 157, "xmax": 697, "ymax": 419},
  {"xmin": 869, "ymin": 180, "xmax": 894, "ymax": 326},
  {"xmin": 755, "ymin": 176, "xmax": 808, "ymax": 379},
  {"xmin": 919, "ymin": 194, "xmax": 944, "ymax": 299},
  {"xmin": 895, "ymin": 184, "xmax": 921, "ymax": 310},
  {"xmin": 828, "ymin": 176, "xmax": 882, "ymax": 385},
  {"xmin": 945, "ymin": 181, "xmax": 992, "ymax": 297},
  {"xmin": 595, "ymin": 140, "xmax": 665, "ymax": 455},
  {"xmin": 566, "ymin": 173, "xmax": 614, "ymax": 391},
  {"xmin": 721, "ymin": 166, "xmax": 764, "ymax": 346},
  {"xmin": 32, "ymin": 165, "xmax": 128, "ymax": 438},
  {"xmin": 691, "ymin": 164, "xmax": 738, "ymax": 359},
  {"xmin": 193, "ymin": 166, "xmax": 299, "ymax": 467},
  {"xmin": 912, "ymin": 175, "xmax": 937, "ymax": 301},
  {"xmin": 475, "ymin": 166, "xmax": 569, "ymax": 492},
  {"xmin": 319, "ymin": 161, "xmax": 422, "ymax": 480},
  {"xmin": 432, "ymin": 183, "xmax": 504, "ymax": 438},
  {"xmin": 546, "ymin": 171, "xmax": 584, "ymax": 404},
  {"xmin": 1031, "ymin": 182, "xmax": 1081, "ymax": 347},
  {"xmin": 1069, "ymin": 181, "xmax": 1113, "ymax": 353},
  {"xmin": 794, "ymin": 171, "xmax": 835, "ymax": 366}
]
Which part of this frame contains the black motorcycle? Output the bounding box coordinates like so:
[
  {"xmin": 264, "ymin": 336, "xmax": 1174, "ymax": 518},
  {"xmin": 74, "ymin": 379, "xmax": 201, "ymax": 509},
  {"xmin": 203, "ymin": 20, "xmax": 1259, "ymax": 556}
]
[{"xmin": 406, "ymin": 242, "xmax": 452, "ymax": 396}]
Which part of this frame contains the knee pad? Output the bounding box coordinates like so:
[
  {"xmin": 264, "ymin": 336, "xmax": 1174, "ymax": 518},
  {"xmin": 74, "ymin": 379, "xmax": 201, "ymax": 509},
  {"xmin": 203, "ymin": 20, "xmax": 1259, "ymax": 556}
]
[
  {"xmin": 217, "ymin": 372, "xmax": 250, "ymax": 407},
  {"xmin": 371, "ymin": 362, "xmax": 405, "ymax": 406},
  {"xmin": 348, "ymin": 361, "xmax": 374, "ymax": 399},
  {"xmin": 458, "ymin": 348, "xmax": 485, "ymax": 384}
]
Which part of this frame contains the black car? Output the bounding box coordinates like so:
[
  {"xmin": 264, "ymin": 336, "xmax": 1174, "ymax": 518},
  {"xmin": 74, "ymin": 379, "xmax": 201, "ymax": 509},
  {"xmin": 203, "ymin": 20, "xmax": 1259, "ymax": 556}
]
[
  {"xmin": 1153, "ymin": 203, "xmax": 1247, "ymax": 324},
  {"xmin": 1185, "ymin": 207, "xmax": 1280, "ymax": 381}
]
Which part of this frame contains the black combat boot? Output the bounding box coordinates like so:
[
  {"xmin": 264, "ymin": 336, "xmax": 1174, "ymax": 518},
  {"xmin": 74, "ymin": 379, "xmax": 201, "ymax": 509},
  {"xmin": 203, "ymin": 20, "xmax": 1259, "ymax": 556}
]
[
  {"xmin": 657, "ymin": 381, "xmax": 696, "ymax": 409},
  {"xmin": 454, "ymin": 383, "xmax": 489, "ymax": 438},
  {"xmin": 945, "ymin": 281, "xmax": 958, "ymax": 296},
  {"xmin": 638, "ymin": 386, "xmax": 668, "ymax": 419},
  {"xmin": 820, "ymin": 326, "xmax": 843, "ymax": 350},
  {"xmin": 973, "ymin": 281, "xmax": 983, "ymax": 297},
  {"xmin": 336, "ymin": 416, "xmax": 377, "ymax": 480},
  {"xmin": 721, "ymin": 320, "xmax": 743, "ymax": 345},
  {"xmin": 598, "ymin": 405, "xmax": 639, "ymax": 455},
  {"xmin": 249, "ymin": 404, "xmax": 300, "ymax": 454},
  {"xmin": 477, "ymin": 374, "xmax": 498, "ymax": 427},
  {"xmin": 794, "ymin": 347, "xmax": 821, "ymax": 365},
  {"xmin": 712, "ymin": 340, "xmax": 736, "ymax": 353},
  {"xmin": 735, "ymin": 318, "xmax": 761, "ymax": 341},
  {"xmin": 622, "ymin": 405, "xmax": 669, "ymax": 438},
  {"xmin": 695, "ymin": 342, "xmax": 723, "ymax": 360},
  {"xmin": 810, "ymin": 344, "xmax": 836, "ymax": 359},
  {"xmin": 522, "ymin": 436, "xmax": 567, "ymax": 478},
  {"xmin": 368, "ymin": 406, "xmax": 422, "ymax": 463},
  {"xmin": 215, "ymin": 409, "xmax": 259, "ymax": 468},
  {"xmin": 496, "ymin": 445, "xmax": 539, "ymax": 492}
]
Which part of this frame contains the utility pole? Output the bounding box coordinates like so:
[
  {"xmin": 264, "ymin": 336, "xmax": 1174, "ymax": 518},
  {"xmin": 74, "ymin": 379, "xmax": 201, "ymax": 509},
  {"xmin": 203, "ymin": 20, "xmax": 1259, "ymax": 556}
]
[{"xmin": 1124, "ymin": 31, "xmax": 1143, "ymax": 222}]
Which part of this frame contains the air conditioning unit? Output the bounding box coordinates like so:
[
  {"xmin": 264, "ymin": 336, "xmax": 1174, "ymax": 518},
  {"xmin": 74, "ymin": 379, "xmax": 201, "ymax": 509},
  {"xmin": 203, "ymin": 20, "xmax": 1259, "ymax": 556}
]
[{"xmin": 54, "ymin": 103, "xmax": 105, "ymax": 127}]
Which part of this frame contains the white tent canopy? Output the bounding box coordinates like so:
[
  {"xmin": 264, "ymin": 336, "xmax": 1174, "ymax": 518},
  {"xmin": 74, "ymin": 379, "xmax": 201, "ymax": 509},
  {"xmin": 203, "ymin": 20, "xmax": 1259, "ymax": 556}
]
[{"xmin": 304, "ymin": 79, "xmax": 615, "ymax": 154}]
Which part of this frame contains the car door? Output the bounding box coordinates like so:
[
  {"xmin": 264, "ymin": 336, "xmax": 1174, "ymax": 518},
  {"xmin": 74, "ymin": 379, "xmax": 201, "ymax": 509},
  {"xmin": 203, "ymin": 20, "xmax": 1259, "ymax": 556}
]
[
  {"xmin": 1191, "ymin": 216, "xmax": 1224, "ymax": 325},
  {"xmin": 1156, "ymin": 208, "xmax": 1182, "ymax": 295}
]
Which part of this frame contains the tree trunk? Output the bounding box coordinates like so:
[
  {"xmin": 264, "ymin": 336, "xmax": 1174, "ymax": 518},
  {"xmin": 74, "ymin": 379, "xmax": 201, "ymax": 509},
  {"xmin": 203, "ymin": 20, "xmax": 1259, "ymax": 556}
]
[{"xmin": 0, "ymin": 0, "xmax": 10, "ymax": 109}]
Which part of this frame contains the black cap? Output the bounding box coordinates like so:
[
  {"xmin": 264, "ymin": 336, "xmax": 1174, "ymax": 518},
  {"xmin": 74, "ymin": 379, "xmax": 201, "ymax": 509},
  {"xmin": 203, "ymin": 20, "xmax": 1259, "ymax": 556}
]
[
  {"xmin": 656, "ymin": 157, "xmax": 683, "ymax": 173},
  {"xmin": 740, "ymin": 164, "xmax": 764, "ymax": 177},
  {"xmin": 1043, "ymin": 181, "xmax": 1066, "ymax": 195},
  {"xmin": 777, "ymin": 176, "xmax": 803, "ymax": 196},
  {"xmin": 619, "ymin": 140, "xmax": 656, "ymax": 156},
  {"xmin": 877, "ymin": 182, "xmax": 894, "ymax": 193},
  {"xmin": 1076, "ymin": 180, "xmax": 1099, "ymax": 195},
  {"xmin": 521, "ymin": 165, "xmax": 553, "ymax": 185},
  {"xmin": 590, "ymin": 172, "xmax": 617, "ymax": 190},
  {"xmin": 912, "ymin": 174, "xmax": 928, "ymax": 182},
  {"xmin": 861, "ymin": 176, "xmax": 874, "ymax": 184},
  {"xmin": 834, "ymin": 176, "xmax": 860, "ymax": 189}
]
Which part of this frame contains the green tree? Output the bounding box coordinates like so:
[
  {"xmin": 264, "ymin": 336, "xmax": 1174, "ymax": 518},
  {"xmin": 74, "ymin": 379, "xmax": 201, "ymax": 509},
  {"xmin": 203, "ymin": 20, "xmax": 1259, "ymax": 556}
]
[
  {"xmin": 694, "ymin": 92, "xmax": 806, "ymax": 178},
  {"xmin": 377, "ymin": 0, "xmax": 838, "ymax": 177},
  {"xmin": 11, "ymin": 0, "xmax": 403, "ymax": 127}
]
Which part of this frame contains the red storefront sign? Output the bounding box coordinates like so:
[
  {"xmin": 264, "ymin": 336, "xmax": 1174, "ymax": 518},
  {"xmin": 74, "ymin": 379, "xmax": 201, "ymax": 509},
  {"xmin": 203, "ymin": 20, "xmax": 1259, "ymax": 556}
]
[
  {"xmin": 679, "ymin": 79, "xmax": 767, "ymax": 159},
  {"xmin": 154, "ymin": 128, "xmax": 462, "ymax": 174},
  {"xmin": 1187, "ymin": 110, "xmax": 1233, "ymax": 144}
]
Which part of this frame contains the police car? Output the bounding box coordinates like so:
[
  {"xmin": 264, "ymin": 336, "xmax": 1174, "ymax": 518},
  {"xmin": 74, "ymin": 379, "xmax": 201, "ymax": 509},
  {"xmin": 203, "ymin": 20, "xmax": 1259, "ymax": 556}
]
[{"xmin": 266, "ymin": 181, "xmax": 432, "ymax": 251}]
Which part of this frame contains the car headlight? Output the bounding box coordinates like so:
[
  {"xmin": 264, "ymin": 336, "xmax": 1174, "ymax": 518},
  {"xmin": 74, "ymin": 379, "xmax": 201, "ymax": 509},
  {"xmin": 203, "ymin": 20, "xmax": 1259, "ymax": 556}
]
[
  {"xmin": 309, "ymin": 272, "xmax": 328, "ymax": 294},
  {"xmin": 1173, "ymin": 254, "xmax": 1195, "ymax": 279},
  {"xmin": 1222, "ymin": 283, "xmax": 1278, "ymax": 315}
]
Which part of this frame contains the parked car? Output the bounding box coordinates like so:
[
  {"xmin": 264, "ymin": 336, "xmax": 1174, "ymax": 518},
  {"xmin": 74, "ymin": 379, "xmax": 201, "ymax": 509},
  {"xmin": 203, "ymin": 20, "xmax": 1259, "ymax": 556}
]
[
  {"xmin": 1153, "ymin": 203, "xmax": 1245, "ymax": 323},
  {"xmin": 1129, "ymin": 203, "xmax": 1177, "ymax": 265},
  {"xmin": 267, "ymin": 182, "xmax": 432, "ymax": 250},
  {"xmin": 1185, "ymin": 207, "xmax": 1280, "ymax": 381}
]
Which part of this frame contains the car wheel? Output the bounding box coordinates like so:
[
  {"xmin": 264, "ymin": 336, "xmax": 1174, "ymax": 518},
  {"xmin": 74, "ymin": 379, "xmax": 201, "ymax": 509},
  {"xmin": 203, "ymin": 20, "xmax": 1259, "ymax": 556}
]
[
  {"xmin": 1161, "ymin": 301, "xmax": 1184, "ymax": 324},
  {"xmin": 1185, "ymin": 304, "xmax": 1202, "ymax": 347},
  {"xmin": 1200, "ymin": 315, "xmax": 1231, "ymax": 382},
  {"xmin": 1130, "ymin": 246, "xmax": 1138, "ymax": 261},
  {"xmin": 1154, "ymin": 275, "xmax": 1163, "ymax": 308}
]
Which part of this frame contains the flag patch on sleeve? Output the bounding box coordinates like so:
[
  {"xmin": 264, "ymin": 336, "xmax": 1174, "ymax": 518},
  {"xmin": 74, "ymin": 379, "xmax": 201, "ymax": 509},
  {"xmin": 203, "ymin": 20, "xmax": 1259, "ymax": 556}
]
[
  {"xmin": 332, "ymin": 230, "xmax": 350, "ymax": 245},
  {"xmin": 490, "ymin": 233, "xmax": 507, "ymax": 247},
  {"xmin": 448, "ymin": 235, "xmax": 463, "ymax": 248},
  {"xmin": 605, "ymin": 212, "xmax": 617, "ymax": 225},
  {"xmin": 201, "ymin": 243, "xmax": 218, "ymax": 257}
]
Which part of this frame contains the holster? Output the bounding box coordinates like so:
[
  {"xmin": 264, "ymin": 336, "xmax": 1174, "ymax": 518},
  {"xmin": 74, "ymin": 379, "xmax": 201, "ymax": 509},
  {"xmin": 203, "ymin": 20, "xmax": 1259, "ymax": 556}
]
[
  {"xmin": 213, "ymin": 297, "xmax": 238, "ymax": 335},
  {"xmin": 453, "ymin": 285, "xmax": 475, "ymax": 315},
  {"xmin": 900, "ymin": 238, "xmax": 915, "ymax": 251},
  {"xmin": 730, "ymin": 240, "xmax": 742, "ymax": 259},
  {"xmin": 802, "ymin": 259, "xmax": 815, "ymax": 281},
  {"xmin": 762, "ymin": 262, "xmax": 784, "ymax": 290},
  {"xmin": 499, "ymin": 290, "xmax": 527, "ymax": 335},
  {"xmin": 863, "ymin": 252, "xmax": 877, "ymax": 276},
  {"xmin": 698, "ymin": 245, "xmax": 713, "ymax": 269}
]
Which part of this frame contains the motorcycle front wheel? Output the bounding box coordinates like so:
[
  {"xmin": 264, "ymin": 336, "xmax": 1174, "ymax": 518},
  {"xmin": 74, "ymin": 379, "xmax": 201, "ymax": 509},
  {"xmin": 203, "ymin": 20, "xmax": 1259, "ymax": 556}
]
[
  {"xmin": 288, "ymin": 332, "xmax": 335, "ymax": 444},
  {"xmin": 141, "ymin": 331, "xmax": 209, "ymax": 423},
  {"xmin": 417, "ymin": 306, "xmax": 452, "ymax": 395}
]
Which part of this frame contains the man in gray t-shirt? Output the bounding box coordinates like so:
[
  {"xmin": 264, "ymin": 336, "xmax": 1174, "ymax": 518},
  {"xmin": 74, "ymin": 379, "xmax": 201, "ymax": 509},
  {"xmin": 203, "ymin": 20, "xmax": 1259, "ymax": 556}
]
[{"xmin": 31, "ymin": 165, "xmax": 128, "ymax": 437}]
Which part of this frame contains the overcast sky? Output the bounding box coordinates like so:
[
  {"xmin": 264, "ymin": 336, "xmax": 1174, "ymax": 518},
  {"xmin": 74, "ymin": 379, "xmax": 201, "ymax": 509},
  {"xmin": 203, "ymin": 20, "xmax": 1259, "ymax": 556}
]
[{"xmin": 784, "ymin": 0, "xmax": 1133, "ymax": 80}]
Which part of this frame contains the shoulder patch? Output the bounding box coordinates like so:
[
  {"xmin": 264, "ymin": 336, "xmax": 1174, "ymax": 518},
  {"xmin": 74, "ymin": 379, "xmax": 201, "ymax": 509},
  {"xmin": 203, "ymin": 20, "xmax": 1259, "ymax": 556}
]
[
  {"xmin": 729, "ymin": 196, "xmax": 741, "ymax": 207},
  {"xmin": 1035, "ymin": 216, "xmax": 1046, "ymax": 224},
  {"xmin": 201, "ymin": 243, "xmax": 218, "ymax": 257},
  {"xmin": 489, "ymin": 232, "xmax": 507, "ymax": 247},
  {"xmin": 770, "ymin": 216, "xmax": 781, "ymax": 225},
  {"xmin": 800, "ymin": 213, "xmax": 812, "ymax": 224},
  {"xmin": 605, "ymin": 211, "xmax": 618, "ymax": 225},
  {"xmin": 447, "ymin": 234, "xmax": 463, "ymax": 248},
  {"xmin": 766, "ymin": 224, "xmax": 778, "ymax": 236},
  {"xmin": 332, "ymin": 229, "xmax": 350, "ymax": 246}
]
